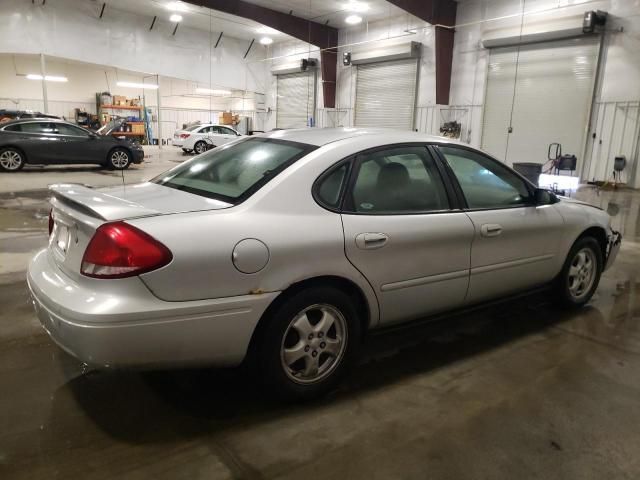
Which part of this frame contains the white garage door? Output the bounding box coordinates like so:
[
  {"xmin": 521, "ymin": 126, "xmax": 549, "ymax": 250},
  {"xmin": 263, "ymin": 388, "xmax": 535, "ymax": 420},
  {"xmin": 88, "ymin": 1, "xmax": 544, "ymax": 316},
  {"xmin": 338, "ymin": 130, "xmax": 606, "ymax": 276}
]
[
  {"xmin": 276, "ymin": 72, "xmax": 316, "ymax": 129},
  {"xmin": 481, "ymin": 37, "xmax": 600, "ymax": 169},
  {"xmin": 354, "ymin": 58, "xmax": 418, "ymax": 130}
]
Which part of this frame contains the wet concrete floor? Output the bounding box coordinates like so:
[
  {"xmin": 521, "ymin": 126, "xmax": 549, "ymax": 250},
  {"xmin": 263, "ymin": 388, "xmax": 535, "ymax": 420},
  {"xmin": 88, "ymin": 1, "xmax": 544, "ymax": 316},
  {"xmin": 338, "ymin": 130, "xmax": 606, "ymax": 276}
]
[{"xmin": 1, "ymin": 171, "xmax": 640, "ymax": 479}]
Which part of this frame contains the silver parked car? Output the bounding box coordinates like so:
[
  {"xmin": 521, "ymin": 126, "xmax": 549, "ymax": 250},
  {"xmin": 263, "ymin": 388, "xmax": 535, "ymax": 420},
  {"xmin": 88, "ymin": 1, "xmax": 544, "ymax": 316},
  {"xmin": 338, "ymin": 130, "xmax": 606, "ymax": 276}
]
[{"xmin": 28, "ymin": 128, "xmax": 621, "ymax": 399}]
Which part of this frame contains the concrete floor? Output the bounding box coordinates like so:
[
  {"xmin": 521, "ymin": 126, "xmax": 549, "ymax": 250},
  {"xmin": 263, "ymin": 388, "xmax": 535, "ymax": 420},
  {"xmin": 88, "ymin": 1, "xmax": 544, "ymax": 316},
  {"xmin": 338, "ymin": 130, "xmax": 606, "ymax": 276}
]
[{"xmin": 1, "ymin": 153, "xmax": 640, "ymax": 479}]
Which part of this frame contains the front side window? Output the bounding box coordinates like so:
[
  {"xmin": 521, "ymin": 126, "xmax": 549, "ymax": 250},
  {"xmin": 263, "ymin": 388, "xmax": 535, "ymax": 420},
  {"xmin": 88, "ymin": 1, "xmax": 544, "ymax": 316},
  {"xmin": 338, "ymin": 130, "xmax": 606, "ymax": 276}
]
[
  {"xmin": 347, "ymin": 146, "xmax": 449, "ymax": 213},
  {"xmin": 53, "ymin": 123, "xmax": 90, "ymax": 137},
  {"xmin": 220, "ymin": 127, "xmax": 237, "ymax": 135},
  {"xmin": 153, "ymin": 137, "xmax": 315, "ymax": 202},
  {"xmin": 439, "ymin": 146, "xmax": 532, "ymax": 209}
]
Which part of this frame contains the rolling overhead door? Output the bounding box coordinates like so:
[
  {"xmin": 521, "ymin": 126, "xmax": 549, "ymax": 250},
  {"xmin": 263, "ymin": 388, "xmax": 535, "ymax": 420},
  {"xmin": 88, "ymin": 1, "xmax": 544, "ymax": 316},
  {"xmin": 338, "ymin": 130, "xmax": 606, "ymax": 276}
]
[
  {"xmin": 354, "ymin": 58, "xmax": 418, "ymax": 130},
  {"xmin": 276, "ymin": 71, "xmax": 316, "ymax": 129},
  {"xmin": 481, "ymin": 37, "xmax": 600, "ymax": 169}
]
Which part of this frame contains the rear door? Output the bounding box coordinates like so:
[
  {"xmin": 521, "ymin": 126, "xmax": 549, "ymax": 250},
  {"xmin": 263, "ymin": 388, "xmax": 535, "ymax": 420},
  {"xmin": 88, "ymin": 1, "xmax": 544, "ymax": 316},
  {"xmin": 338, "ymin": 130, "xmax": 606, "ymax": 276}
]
[
  {"xmin": 436, "ymin": 145, "xmax": 564, "ymax": 304},
  {"xmin": 339, "ymin": 145, "xmax": 475, "ymax": 326},
  {"xmin": 3, "ymin": 121, "xmax": 60, "ymax": 163}
]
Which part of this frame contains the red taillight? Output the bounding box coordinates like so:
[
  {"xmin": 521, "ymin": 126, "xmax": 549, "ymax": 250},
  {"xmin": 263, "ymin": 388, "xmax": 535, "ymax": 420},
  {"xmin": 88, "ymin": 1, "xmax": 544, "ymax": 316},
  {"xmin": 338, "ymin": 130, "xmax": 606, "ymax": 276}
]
[
  {"xmin": 180, "ymin": 133, "xmax": 191, "ymax": 139},
  {"xmin": 81, "ymin": 222, "xmax": 172, "ymax": 279},
  {"xmin": 48, "ymin": 209, "xmax": 54, "ymax": 236}
]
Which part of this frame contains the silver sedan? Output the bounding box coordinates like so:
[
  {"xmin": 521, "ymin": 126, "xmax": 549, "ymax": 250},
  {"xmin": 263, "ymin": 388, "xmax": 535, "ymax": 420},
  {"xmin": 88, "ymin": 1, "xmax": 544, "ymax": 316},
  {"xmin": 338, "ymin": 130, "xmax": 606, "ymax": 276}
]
[{"xmin": 28, "ymin": 128, "xmax": 621, "ymax": 400}]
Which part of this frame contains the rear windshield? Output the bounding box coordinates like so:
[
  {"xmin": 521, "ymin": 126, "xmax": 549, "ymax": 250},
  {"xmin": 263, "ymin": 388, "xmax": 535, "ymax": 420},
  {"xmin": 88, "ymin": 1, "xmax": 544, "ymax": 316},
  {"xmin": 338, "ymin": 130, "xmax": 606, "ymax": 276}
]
[
  {"xmin": 183, "ymin": 124, "xmax": 203, "ymax": 132},
  {"xmin": 152, "ymin": 137, "xmax": 315, "ymax": 203}
]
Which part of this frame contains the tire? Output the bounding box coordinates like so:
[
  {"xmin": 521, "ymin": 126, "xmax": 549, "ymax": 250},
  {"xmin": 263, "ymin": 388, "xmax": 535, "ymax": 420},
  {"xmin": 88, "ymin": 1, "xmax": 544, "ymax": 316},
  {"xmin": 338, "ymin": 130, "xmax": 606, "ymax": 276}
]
[
  {"xmin": 0, "ymin": 147, "xmax": 25, "ymax": 172},
  {"xmin": 254, "ymin": 286, "xmax": 361, "ymax": 401},
  {"xmin": 193, "ymin": 141, "xmax": 210, "ymax": 155},
  {"xmin": 107, "ymin": 148, "xmax": 131, "ymax": 170},
  {"xmin": 554, "ymin": 236, "xmax": 603, "ymax": 308}
]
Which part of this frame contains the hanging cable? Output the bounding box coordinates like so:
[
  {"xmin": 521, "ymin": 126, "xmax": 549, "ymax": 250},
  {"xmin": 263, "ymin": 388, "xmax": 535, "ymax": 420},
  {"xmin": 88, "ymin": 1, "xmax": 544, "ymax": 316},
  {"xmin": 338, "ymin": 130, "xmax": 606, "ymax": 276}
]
[{"xmin": 503, "ymin": 0, "xmax": 527, "ymax": 162}]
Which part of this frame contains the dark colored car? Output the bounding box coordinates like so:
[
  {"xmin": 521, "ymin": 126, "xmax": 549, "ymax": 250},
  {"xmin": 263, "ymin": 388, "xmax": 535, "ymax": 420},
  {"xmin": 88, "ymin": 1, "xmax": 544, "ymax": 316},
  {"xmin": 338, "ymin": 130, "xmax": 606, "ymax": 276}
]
[{"xmin": 0, "ymin": 118, "xmax": 144, "ymax": 172}]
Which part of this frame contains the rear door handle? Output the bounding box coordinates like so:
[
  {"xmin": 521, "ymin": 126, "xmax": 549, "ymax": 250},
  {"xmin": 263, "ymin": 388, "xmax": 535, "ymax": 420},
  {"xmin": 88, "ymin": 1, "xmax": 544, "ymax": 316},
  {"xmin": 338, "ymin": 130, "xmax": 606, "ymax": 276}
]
[
  {"xmin": 480, "ymin": 224, "xmax": 503, "ymax": 237},
  {"xmin": 355, "ymin": 232, "xmax": 388, "ymax": 250}
]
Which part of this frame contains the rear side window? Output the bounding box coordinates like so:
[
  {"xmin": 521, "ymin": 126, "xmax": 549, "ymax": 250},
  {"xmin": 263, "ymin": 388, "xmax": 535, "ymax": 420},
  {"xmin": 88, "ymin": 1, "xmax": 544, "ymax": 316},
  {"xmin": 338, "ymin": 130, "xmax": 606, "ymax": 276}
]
[
  {"xmin": 153, "ymin": 137, "xmax": 315, "ymax": 203},
  {"xmin": 348, "ymin": 146, "xmax": 449, "ymax": 213},
  {"xmin": 316, "ymin": 163, "xmax": 349, "ymax": 209},
  {"xmin": 5, "ymin": 122, "xmax": 47, "ymax": 133}
]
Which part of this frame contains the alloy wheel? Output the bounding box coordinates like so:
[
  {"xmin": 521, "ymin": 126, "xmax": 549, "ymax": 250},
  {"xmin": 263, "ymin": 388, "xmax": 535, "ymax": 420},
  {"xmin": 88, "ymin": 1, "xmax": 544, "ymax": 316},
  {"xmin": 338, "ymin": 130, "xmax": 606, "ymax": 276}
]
[
  {"xmin": 568, "ymin": 247, "xmax": 596, "ymax": 300},
  {"xmin": 194, "ymin": 142, "xmax": 207, "ymax": 154},
  {"xmin": 110, "ymin": 150, "xmax": 129, "ymax": 169},
  {"xmin": 0, "ymin": 150, "xmax": 23, "ymax": 170},
  {"xmin": 280, "ymin": 304, "xmax": 348, "ymax": 385}
]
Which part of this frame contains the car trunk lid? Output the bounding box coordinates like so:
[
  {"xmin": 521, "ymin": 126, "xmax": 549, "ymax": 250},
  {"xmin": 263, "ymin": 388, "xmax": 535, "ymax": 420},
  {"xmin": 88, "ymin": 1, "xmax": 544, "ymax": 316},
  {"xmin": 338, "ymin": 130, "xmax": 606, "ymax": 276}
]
[{"xmin": 48, "ymin": 183, "xmax": 231, "ymax": 279}]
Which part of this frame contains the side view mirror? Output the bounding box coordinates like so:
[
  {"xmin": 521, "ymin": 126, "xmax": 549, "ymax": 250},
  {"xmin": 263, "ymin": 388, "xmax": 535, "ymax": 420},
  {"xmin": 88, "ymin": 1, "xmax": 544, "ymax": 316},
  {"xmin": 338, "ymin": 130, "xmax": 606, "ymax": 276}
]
[{"xmin": 534, "ymin": 187, "xmax": 558, "ymax": 205}]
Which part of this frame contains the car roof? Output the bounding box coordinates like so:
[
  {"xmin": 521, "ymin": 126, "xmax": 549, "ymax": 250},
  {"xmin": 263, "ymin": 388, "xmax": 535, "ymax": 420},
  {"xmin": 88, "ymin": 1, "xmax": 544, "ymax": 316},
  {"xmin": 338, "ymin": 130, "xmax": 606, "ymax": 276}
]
[
  {"xmin": 2, "ymin": 117, "xmax": 67, "ymax": 126},
  {"xmin": 257, "ymin": 127, "xmax": 463, "ymax": 147}
]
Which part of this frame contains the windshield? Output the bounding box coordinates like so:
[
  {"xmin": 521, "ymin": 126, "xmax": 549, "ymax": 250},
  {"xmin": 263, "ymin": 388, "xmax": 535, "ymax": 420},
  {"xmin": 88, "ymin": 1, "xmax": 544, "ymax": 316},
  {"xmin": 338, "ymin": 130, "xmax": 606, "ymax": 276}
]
[{"xmin": 152, "ymin": 137, "xmax": 316, "ymax": 203}]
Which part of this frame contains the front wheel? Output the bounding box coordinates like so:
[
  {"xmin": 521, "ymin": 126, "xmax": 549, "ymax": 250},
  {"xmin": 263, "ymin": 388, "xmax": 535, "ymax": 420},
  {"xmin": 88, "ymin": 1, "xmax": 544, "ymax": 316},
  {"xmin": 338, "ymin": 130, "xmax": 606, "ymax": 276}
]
[
  {"xmin": 255, "ymin": 287, "xmax": 361, "ymax": 401},
  {"xmin": 107, "ymin": 148, "xmax": 131, "ymax": 170},
  {"xmin": 0, "ymin": 147, "xmax": 25, "ymax": 172},
  {"xmin": 554, "ymin": 236, "xmax": 603, "ymax": 308}
]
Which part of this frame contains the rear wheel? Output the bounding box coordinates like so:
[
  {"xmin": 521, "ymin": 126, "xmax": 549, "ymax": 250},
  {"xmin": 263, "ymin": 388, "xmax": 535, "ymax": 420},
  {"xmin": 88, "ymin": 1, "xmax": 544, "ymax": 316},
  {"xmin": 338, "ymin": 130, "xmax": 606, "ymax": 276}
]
[
  {"xmin": 554, "ymin": 236, "xmax": 603, "ymax": 307},
  {"xmin": 0, "ymin": 147, "xmax": 25, "ymax": 172},
  {"xmin": 254, "ymin": 287, "xmax": 361, "ymax": 401},
  {"xmin": 193, "ymin": 140, "xmax": 210, "ymax": 155},
  {"xmin": 107, "ymin": 148, "xmax": 131, "ymax": 170}
]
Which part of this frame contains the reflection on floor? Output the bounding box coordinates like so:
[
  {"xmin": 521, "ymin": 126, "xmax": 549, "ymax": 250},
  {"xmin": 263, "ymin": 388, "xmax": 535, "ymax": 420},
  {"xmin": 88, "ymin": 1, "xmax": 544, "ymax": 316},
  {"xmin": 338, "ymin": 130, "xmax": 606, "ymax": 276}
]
[{"xmin": 1, "ymin": 183, "xmax": 639, "ymax": 479}]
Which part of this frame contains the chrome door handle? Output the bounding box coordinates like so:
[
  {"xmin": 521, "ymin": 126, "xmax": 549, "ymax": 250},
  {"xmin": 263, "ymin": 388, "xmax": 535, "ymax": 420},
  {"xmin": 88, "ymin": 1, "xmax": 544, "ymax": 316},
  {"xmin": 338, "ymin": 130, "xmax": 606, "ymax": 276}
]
[
  {"xmin": 480, "ymin": 224, "xmax": 503, "ymax": 237},
  {"xmin": 355, "ymin": 233, "xmax": 388, "ymax": 250}
]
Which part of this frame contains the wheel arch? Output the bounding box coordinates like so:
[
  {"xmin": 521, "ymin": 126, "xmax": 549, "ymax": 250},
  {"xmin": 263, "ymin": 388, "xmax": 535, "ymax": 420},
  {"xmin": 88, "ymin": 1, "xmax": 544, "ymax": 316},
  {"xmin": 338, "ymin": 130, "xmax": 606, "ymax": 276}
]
[
  {"xmin": 576, "ymin": 225, "xmax": 607, "ymax": 261},
  {"xmin": 247, "ymin": 275, "xmax": 374, "ymax": 360},
  {"xmin": 0, "ymin": 145, "xmax": 28, "ymax": 162}
]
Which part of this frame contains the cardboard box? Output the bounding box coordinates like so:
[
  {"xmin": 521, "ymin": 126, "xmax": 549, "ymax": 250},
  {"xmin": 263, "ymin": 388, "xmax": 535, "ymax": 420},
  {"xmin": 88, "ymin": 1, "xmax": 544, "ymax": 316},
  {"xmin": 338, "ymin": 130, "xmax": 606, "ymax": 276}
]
[
  {"xmin": 219, "ymin": 112, "xmax": 233, "ymax": 125},
  {"xmin": 112, "ymin": 95, "xmax": 126, "ymax": 106},
  {"xmin": 132, "ymin": 124, "xmax": 145, "ymax": 134}
]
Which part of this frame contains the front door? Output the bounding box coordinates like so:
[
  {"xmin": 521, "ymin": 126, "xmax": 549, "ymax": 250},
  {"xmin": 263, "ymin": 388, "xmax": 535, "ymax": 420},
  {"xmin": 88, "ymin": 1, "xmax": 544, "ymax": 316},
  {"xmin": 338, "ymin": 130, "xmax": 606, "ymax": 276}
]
[
  {"xmin": 50, "ymin": 123, "xmax": 98, "ymax": 163},
  {"xmin": 437, "ymin": 145, "xmax": 564, "ymax": 304},
  {"xmin": 340, "ymin": 145, "xmax": 475, "ymax": 326}
]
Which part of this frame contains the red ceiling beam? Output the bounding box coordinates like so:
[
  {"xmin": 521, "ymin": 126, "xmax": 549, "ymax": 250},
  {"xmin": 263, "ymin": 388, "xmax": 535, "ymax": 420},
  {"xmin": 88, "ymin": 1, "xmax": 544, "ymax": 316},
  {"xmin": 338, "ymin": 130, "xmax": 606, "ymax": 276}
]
[
  {"xmin": 184, "ymin": 0, "xmax": 338, "ymax": 108},
  {"xmin": 386, "ymin": 0, "xmax": 457, "ymax": 105}
]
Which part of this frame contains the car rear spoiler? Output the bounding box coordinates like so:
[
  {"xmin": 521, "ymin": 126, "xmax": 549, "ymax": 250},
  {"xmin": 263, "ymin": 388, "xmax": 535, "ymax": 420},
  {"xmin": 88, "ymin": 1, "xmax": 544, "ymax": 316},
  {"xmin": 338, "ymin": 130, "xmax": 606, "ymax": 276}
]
[{"xmin": 49, "ymin": 183, "xmax": 159, "ymax": 221}]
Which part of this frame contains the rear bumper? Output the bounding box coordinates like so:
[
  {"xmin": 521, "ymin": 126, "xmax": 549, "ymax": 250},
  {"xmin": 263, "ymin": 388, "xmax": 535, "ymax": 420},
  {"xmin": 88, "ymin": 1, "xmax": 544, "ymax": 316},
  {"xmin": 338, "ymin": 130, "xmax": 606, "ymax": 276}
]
[
  {"xmin": 605, "ymin": 229, "xmax": 622, "ymax": 271},
  {"xmin": 27, "ymin": 249, "xmax": 278, "ymax": 368}
]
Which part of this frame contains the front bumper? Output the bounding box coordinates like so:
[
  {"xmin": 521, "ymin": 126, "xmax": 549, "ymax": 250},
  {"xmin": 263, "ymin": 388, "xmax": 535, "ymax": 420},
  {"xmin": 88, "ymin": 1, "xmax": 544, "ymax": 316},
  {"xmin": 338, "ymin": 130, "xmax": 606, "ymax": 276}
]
[
  {"xmin": 27, "ymin": 249, "xmax": 278, "ymax": 368},
  {"xmin": 604, "ymin": 229, "xmax": 622, "ymax": 271},
  {"xmin": 132, "ymin": 149, "xmax": 144, "ymax": 164}
]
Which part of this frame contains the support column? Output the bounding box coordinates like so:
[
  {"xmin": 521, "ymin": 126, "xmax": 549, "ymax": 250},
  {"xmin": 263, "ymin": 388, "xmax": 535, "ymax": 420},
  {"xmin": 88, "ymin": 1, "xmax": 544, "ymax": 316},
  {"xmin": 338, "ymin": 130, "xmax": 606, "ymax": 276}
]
[{"xmin": 39, "ymin": 54, "xmax": 48, "ymax": 114}]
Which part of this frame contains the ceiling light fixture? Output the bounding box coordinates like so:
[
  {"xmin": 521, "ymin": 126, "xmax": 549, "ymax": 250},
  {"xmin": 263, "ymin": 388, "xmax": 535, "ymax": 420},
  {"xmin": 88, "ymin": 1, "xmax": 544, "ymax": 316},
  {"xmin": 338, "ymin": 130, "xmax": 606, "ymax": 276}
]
[
  {"xmin": 256, "ymin": 26, "xmax": 280, "ymax": 35},
  {"xmin": 166, "ymin": 1, "xmax": 188, "ymax": 12},
  {"xmin": 170, "ymin": 14, "xmax": 183, "ymax": 22},
  {"xmin": 344, "ymin": 1, "xmax": 369, "ymax": 13},
  {"xmin": 259, "ymin": 36, "xmax": 274, "ymax": 45},
  {"xmin": 26, "ymin": 74, "xmax": 68, "ymax": 82},
  {"xmin": 345, "ymin": 15, "xmax": 362, "ymax": 25},
  {"xmin": 117, "ymin": 81, "xmax": 159, "ymax": 89},
  {"xmin": 195, "ymin": 87, "xmax": 232, "ymax": 95}
]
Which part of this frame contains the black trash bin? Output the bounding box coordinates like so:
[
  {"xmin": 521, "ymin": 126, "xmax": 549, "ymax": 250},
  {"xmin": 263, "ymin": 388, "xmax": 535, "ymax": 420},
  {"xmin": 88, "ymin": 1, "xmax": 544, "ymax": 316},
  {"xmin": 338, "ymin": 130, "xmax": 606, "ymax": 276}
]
[{"xmin": 512, "ymin": 162, "xmax": 543, "ymax": 186}]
